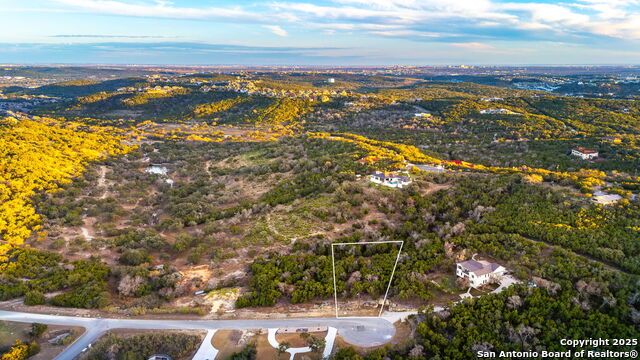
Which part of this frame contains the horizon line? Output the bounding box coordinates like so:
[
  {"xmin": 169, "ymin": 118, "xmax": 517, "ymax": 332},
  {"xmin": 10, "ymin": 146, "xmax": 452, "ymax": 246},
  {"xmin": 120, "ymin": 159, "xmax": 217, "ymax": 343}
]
[{"xmin": 1, "ymin": 63, "xmax": 639, "ymax": 68}]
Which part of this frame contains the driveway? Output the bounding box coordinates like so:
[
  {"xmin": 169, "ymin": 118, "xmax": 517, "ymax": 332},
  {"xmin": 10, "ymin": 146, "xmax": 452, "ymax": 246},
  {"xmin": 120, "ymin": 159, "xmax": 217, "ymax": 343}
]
[
  {"xmin": 323, "ymin": 327, "xmax": 337, "ymax": 359},
  {"xmin": 492, "ymin": 274, "xmax": 520, "ymax": 294},
  {"xmin": 267, "ymin": 327, "xmax": 338, "ymax": 360},
  {"xmin": 191, "ymin": 329, "xmax": 218, "ymax": 360}
]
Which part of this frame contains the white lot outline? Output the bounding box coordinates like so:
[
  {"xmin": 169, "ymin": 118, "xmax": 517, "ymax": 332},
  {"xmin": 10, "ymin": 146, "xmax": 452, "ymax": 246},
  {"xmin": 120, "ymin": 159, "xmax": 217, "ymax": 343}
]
[{"xmin": 331, "ymin": 240, "xmax": 404, "ymax": 318}]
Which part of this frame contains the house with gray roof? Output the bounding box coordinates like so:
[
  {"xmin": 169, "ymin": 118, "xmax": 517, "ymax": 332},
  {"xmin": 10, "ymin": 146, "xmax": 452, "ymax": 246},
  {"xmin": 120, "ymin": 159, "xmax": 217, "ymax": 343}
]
[
  {"xmin": 456, "ymin": 259, "xmax": 506, "ymax": 288},
  {"xmin": 369, "ymin": 171, "xmax": 412, "ymax": 188}
]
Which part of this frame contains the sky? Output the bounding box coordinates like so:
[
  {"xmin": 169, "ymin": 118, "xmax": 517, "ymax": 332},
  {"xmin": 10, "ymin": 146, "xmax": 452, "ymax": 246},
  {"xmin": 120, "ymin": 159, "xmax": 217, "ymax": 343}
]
[{"xmin": 1, "ymin": 0, "xmax": 640, "ymax": 65}]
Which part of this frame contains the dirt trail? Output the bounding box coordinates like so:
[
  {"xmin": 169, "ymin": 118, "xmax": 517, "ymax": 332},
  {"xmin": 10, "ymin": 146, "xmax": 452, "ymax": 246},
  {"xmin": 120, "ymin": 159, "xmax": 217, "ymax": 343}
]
[
  {"xmin": 98, "ymin": 165, "xmax": 109, "ymax": 199},
  {"xmin": 421, "ymin": 183, "xmax": 451, "ymax": 195},
  {"xmin": 80, "ymin": 226, "xmax": 93, "ymax": 241},
  {"xmin": 518, "ymin": 234, "xmax": 635, "ymax": 275},
  {"xmin": 412, "ymin": 104, "xmax": 431, "ymax": 114},
  {"xmin": 265, "ymin": 214, "xmax": 281, "ymax": 238}
]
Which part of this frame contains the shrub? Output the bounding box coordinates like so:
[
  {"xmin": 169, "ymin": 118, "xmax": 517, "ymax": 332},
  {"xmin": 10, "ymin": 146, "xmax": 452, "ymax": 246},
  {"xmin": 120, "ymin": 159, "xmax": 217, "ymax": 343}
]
[
  {"xmin": 118, "ymin": 250, "xmax": 151, "ymax": 266},
  {"xmin": 23, "ymin": 291, "xmax": 46, "ymax": 306},
  {"xmin": 79, "ymin": 332, "xmax": 201, "ymax": 360},
  {"xmin": 29, "ymin": 323, "xmax": 48, "ymax": 338},
  {"xmin": 228, "ymin": 344, "xmax": 257, "ymax": 360},
  {"xmin": 50, "ymin": 282, "xmax": 109, "ymax": 309}
]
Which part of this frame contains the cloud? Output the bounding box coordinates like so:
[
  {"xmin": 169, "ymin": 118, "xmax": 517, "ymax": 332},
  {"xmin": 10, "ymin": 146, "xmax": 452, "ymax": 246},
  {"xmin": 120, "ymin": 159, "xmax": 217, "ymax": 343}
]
[
  {"xmin": 499, "ymin": 3, "xmax": 590, "ymax": 25},
  {"xmin": 51, "ymin": 0, "xmax": 295, "ymax": 22},
  {"xmin": 368, "ymin": 30, "xmax": 440, "ymax": 38},
  {"xmin": 2, "ymin": 39, "xmax": 639, "ymax": 65},
  {"xmin": 51, "ymin": 34, "xmax": 172, "ymax": 39},
  {"xmin": 451, "ymin": 42, "xmax": 494, "ymax": 50},
  {"xmin": 41, "ymin": 0, "xmax": 640, "ymax": 44},
  {"xmin": 569, "ymin": 0, "xmax": 638, "ymax": 19},
  {"xmin": 263, "ymin": 25, "xmax": 288, "ymax": 37},
  {"xmin": 271, "ymin": 0, "xmax": 640, "ymax": 41},
  {"xmin": 0, "ymin": 42, "xmax": 350, "ymax": 65}
]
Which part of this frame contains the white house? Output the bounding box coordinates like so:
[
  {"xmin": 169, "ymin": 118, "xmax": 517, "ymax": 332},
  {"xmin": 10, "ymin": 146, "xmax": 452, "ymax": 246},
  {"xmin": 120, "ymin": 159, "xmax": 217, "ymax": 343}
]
[
  {"xmin": 147, "ymin": 355, "xmax": 172, "ymax": 360},
  {"xmin": 369, "ymin": 171, "xmax": 412, "ymax": 188},
  {"xmin": 592, "ymin": 192, "xmax": 622, "ymax": 205},
  {"xmin": 479, "ymin": 108, "xmax": 519, "ymax": 115},
  {"xmin": 456, "ymin": 260, "xmax": 506, "ymax": 288},
  {"xmin": 411, "ymin": 164, "xmax": 445, "ymax": 173},
  {"xmin": 571, "ymin": 147, "xmax": 598, "ymax": 160}
]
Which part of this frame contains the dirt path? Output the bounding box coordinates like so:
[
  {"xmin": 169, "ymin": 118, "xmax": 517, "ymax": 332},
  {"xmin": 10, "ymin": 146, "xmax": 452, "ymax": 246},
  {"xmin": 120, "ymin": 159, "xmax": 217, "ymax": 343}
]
[
  {"xmin": 412, "ymin": 104, "xmax": 431, "ymax": 114},
  {"xmin": 517, "ymin": 234, "xmax": 635, "ymax": 275},
  {"xmin": 421, "ymin": 183, "xmax": 452, "ymax": 195},
  {"xmin": 266, "ymin": 214, "xmax": 282, "ymax": 239},
  {"xmin": 80, "ymin": 226, "xmax": 93, "ymax": 241},
  {"xmin": 98, "ymin": 165, "xmax": 109, "ymax": 199}
]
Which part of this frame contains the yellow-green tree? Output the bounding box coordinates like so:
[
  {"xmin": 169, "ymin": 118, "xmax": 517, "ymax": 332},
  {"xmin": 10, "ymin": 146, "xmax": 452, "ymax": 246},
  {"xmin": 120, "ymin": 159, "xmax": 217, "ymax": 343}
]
[{"xmin": 0, "ymin": 116, "xmax": 133, "ymax": 260}]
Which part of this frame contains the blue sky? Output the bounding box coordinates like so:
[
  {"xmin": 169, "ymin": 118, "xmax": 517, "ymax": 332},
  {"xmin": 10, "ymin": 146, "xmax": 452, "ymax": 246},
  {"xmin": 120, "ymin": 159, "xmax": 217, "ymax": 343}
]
[{"xmin": 1, "ymin": 0, "xmax": 639, "ymax": 65}]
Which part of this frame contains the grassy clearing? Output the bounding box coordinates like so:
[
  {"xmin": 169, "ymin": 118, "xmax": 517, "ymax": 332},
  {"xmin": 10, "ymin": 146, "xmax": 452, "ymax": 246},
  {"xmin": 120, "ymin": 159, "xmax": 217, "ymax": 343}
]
[
  {"xmin": 0, "ymin": 321, "xmax": 28, "ymax": 349},
  {"xmin": 269, "ymin": 195, "xmax": 336, "ymax": 239},
  {"xmin": 243, "ymin": 218, "xmax": 285, "ymax": 245}
]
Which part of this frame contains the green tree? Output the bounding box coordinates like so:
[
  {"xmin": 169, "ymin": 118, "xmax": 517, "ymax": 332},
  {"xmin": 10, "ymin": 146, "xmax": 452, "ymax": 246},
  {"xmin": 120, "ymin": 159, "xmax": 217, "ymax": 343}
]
[
  {"xmin": 29, "ymin": 323, "xmax": 48, "ymax": 338},
  {"xmin": 23, "ymin": 291, "xmax": 45, "ymax": 306}
]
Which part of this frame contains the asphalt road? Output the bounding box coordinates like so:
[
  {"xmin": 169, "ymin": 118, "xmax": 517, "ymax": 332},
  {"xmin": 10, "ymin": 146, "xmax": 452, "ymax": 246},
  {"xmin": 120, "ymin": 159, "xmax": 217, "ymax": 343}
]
[{"xmin": 0, "ymin": 310, "xmax": 395, "ymax": 360}]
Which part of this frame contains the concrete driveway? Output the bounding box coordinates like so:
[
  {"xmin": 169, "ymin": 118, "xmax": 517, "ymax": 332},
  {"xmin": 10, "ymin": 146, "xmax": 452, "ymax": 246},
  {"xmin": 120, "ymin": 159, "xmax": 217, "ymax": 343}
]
[
  {"xmin": 492, "ymin": 275, "xmax": 520, "ymax": 294},
  {"xmin": 191, "ymin": 329, "xmax": 218, "ymax": 360},
  {"xmin": 267, "ymin": 327, "xmax": 338, "ymax": 360}
]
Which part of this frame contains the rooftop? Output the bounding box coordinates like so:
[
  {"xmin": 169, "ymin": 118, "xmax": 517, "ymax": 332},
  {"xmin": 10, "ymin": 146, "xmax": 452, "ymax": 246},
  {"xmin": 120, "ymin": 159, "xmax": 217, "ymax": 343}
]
[
  {"xmin": 458, "ymin": 260, "xmax": 502, "ymax": 276},
  {"xmin": 573, "ymin": 147, "xmax": 598, "ymax": 154},
  {"xmin": 592, "ymin": 194, "xmax": 622, "ymax": 203},
  {"xmin": 372, "ymin": 171, "xmax": 410, "ymax": 182}
]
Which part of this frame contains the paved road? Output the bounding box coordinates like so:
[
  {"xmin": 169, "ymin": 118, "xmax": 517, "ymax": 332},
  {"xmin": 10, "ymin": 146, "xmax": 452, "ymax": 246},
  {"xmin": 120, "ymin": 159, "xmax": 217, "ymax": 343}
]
[{"xmin": 0, "ymin": 311, "xmax": 395, "ymax": 360}]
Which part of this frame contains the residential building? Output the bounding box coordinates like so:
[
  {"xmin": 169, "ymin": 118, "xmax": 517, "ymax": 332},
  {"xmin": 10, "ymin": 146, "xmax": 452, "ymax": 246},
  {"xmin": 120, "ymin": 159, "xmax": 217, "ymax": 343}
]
[
  {"xmin": 147, "ymin": 355, "xmax": 172, "ymax": 360},
  {"xmin": 571, "ymin": 147, "xmax": 599, "ymax": 160},
  {"xmin": 456, "ymin": 260, "xmax": 506, "ymax": 288},
  {"xmin": 602, "ymin": 136, "xmax": 622, "ymax": 144},
  {"xmin": 479, "ymin": 108, "xmax": 519, "ymax": 115},
  {"xmin": 592, "ymin": 193, "xmax": 622, "ymax": 205},
  {"xmin": 411, "ymin": 164, "xmax": 445, "ymax": 172},
  {"xmin": 369, "ymin": 171, "xmax": 412, "ymax": 188},
  {"xmin": 357, "ymin": 156, "xmax": 381, "ymax": 164}
]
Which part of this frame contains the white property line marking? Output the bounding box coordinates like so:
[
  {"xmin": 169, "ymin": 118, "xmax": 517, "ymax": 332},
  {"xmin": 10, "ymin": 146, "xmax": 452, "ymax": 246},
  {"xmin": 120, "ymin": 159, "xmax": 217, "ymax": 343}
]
[
  {"xmin": 331, "ymin": 241, "xmax": 404, "ymax": 318},
  {"xmin": 378, "ymin": 241, "xmax": 404, "ymax": 317}
]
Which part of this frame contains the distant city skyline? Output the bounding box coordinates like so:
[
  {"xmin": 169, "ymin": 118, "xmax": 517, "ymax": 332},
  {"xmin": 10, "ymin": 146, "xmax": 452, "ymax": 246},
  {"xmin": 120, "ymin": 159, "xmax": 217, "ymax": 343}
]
[{"xmin": 1, "ymin": 0, "xmax": 639, "ymax": 65}]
